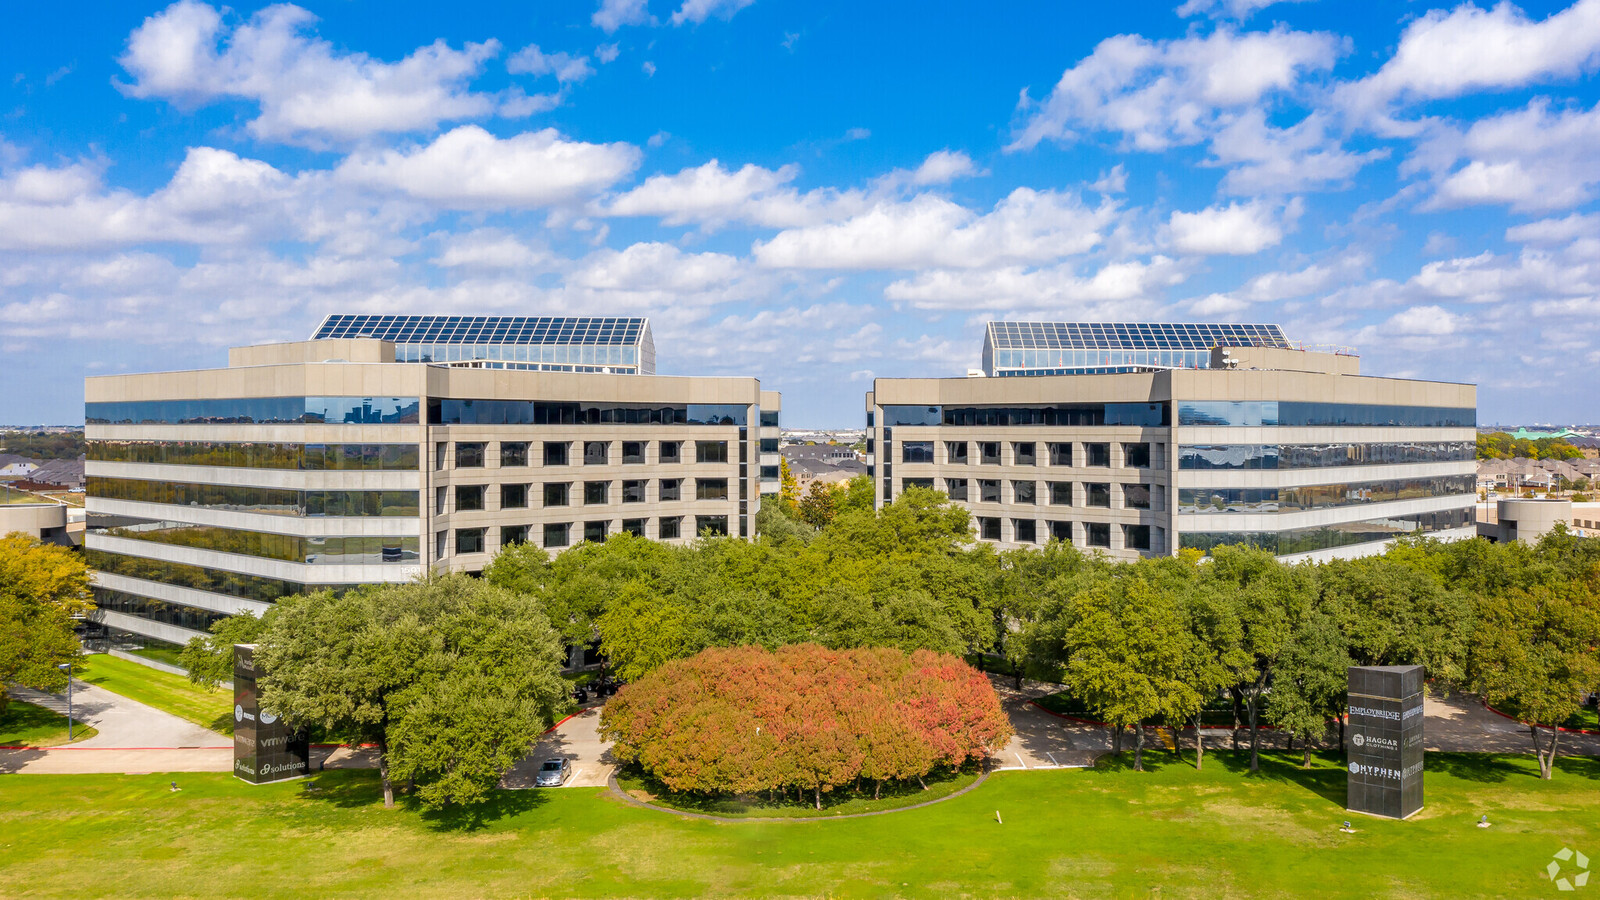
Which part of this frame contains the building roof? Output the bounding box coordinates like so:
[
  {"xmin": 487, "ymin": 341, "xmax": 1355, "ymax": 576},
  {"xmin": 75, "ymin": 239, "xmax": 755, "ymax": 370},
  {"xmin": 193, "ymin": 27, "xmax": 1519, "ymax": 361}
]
[
  {"xmin": 311, "ymin": 315, "xmax": 649, "ymax": 346},
  {"xmin": 25, "ymin": 457, "xmax": 84, "ymax": 486},
  {"xmin": 985, "ymin": 321, "xmax": 1288, "ymax": 352}
]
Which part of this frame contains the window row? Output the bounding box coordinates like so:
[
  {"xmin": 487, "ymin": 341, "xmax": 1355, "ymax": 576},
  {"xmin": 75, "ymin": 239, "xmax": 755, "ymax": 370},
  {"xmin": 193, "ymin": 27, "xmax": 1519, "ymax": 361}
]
[
  {"xmin": 89, "ymin": 515, "xmax": 420, "ymax": 565},
  {"xmin": 1176, "ymin": 401, "xmax": 1475, "ymax": 428},
  {"xmin": 444, "ymin": 439, "xmax": 729, "ymax": 468},
  {"xmin": 971, "ymin": 518, "xmax": 1153, "ymax": 550},
  {"xmin": 86, "ymin": 397, "xmax": 421, "ymax": 425},
  {"xmin": 1176, "ymin": 441, "xmax": 1475, "ymax": 471},
  {"xmin": 87, "ymin": 440, "xmax": 422, "ymax": 471},
  {"xmin": 428, "ymin": 399, "xmax": 747, "ymax": 426},
  {"xmin": 86, "ymin": 549, "xmax": 350, "ymax": 603},
  {"xmin": 903, "ymin": 441, "xmax": 1151, "ymax": 468},
  {"xmin": 901, "ymin": 478, "xmax": 1153, "ymax": 509},
  {"xmin": 1177, "ymin": 474, "xmax": 1476, "ymax": 514},
  {"xmin": 92, "ymin": 587, "xmax": 229, "ymax": 633},
  {"xmin": 1178, "ymin": 506, "xmax": 1474, "ymax": 556},
  {"xmin": 87, "ymin": 477, "xmax": 420, "ymax": 518},
  {"xmin": 442, "ymin": 478, "xmax": 730, "ymax": 511},
  {"xmin": 880, "ymin": 403, "xmax": 1168, "ymax": 428},
  {"xmin": 447, "ymin": 515, "xmax": 730, "ymax": 553}
]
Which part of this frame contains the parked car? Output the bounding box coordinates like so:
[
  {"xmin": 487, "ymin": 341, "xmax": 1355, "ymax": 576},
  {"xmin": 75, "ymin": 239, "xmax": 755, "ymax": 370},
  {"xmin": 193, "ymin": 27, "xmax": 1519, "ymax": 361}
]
[{"xmin": 535, "ymin": 758, "xmax": 572, "ymax": 787}]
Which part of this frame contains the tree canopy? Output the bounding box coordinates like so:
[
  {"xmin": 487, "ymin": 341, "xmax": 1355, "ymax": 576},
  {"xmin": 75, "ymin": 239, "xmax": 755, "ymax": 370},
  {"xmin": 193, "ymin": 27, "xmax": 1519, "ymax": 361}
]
[{"xmin": 0, "ymin": 533, "xmax": 92, "ymax": 713}]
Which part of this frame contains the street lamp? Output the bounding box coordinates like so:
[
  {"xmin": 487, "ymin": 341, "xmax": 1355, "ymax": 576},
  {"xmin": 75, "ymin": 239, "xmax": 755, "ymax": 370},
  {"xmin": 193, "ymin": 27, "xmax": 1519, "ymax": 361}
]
[{"xmin": 57, "ymin": 662, "xmax": 73, "ymax": 741}]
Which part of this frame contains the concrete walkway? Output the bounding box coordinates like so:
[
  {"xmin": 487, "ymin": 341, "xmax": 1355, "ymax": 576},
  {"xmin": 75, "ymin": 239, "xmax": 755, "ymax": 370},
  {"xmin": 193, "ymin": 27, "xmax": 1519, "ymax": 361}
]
[{"xmin": 9, "ymin": 682, "xmax": 227, "ymax": 749}]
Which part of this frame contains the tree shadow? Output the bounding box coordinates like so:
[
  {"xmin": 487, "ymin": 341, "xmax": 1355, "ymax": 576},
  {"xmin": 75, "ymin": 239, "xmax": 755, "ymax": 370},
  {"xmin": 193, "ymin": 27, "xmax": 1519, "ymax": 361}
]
[
  {"xmin": 1425, "ymin": 753, "xmax": 1525, "ymax": 784},
  {"xmin": 291, "ymin": 769, "xmax": 550, "ymax": 831},
  {"xmin": 1210, "ymin": 750, "xmax": 1347, "ymax": 806}
]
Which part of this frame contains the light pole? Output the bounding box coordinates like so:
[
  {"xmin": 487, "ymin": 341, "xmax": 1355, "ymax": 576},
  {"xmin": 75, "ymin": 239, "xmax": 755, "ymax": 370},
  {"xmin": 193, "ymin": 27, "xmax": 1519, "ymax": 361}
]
[{"xmin": 57, "ymin": 662, "xmax": 73, "ymax": 741}]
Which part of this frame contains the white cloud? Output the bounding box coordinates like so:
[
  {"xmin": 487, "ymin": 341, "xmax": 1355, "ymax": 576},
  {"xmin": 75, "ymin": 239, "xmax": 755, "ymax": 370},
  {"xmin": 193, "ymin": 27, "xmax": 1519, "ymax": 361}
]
[
  {"xmin": 593, "ymin": 0, "xmax": 653, "ymax": 32},
  {"xmin": 883, "ymin": 256, "xmax": 1188, "ymax": 312},
  {"xmin": 1008, "ymin": 27, "xmax": 1341, "ymax": 152},
  {"xmin": 1412, "ymin": 100, "xmax": 1600, "ymax": 212},
  {"xmin": 431, "ymin": 230, "xmax": 549, "ymax": 270},
  {"xmin": 1209, "ymin": 110, "xmax": 1385, "ymax": 194},
  {"xmin": 671, "ymin": 0, "xmax": 757, "ymax": 26},
  {"xmin": 1089, "ymin": 164, "xmax": 1127, "ymax": 194},
  {"xmin": 906, "ymin": 150, "xmax": 981, "ymax": 186},
  {"xmin": 752, "ymin": 189, "xmax": 1116, "ymax": 270},
  {"xmin": 1166, "ymin": 199, "xmax": 1294, "ymax": 255},
  {"xmin": 606, "ymin": 159, "xmax": 866, "ymax": 229},
  {"xmin": 1385, "ymin": 304, "xmax": 1464, "ymax": 336},
  {"xmin": 1184, "ymin": 252, "xmax": 1370, "ymax": 315},
  {"xmin": 507, "ymin": 45, "xmax": 596, "ymax": 83},
  {"xmin": 336, "ymin": 126, "xmax": 640, "ymax": 209},
  {"xmin": 1176, "ymin": 0, "xmax": 1312, "ymax": 19},
  {"xmin": 1506, "ymin": 213, "xmax": 1600, "ymax": 245},
  {"xmin": 596, "ymin": 43, "xmax": 621, "ymax": 64},
  {"xmin": 118, "ymin": 2, "xmax": 503, "ymax": 145},
  {"xmin": 1344, "ymin": 0, "xmax": 1600, "ymax": 115}
]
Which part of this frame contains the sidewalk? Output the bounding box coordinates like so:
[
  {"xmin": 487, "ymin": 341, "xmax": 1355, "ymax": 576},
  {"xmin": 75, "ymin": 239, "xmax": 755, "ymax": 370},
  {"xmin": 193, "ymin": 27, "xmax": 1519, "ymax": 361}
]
[{"xmin": 8, "ymin": 682, "xmax": 227, "ymax": 749}]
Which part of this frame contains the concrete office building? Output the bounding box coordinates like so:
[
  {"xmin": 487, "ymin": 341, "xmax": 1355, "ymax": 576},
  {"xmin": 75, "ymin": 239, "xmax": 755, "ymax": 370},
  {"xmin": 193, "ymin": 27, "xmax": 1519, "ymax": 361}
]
[
  {"xmin": 83, "ymin": 317, "xmax": 774, "ymax": 649},
  {"xmin": 867, "ymin": 324, "xmax": 1476, "ymax": 562}
]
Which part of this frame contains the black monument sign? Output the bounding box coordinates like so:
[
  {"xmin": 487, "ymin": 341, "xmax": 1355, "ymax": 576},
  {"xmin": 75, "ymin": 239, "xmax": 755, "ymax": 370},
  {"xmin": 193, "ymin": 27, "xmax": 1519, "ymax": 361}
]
[
  {"xmin": 1347, "ymin": 664, "xmax": 1424, "ymax": 819},
  {"xmin": 233, "ymin": 644, "xmax": 309, "ymax": 784}
]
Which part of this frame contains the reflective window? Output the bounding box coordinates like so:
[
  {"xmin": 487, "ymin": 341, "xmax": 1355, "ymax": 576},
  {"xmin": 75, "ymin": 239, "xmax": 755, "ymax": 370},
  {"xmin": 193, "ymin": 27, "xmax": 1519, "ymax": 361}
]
[
  {"xmin": 1013, "ymin": 481, "xmax": 1036, "ymax": 504},
  {"xmin": 622, "ymin": 480, "xmax": 647, "ymax": 503},
  {"xmin": 1013, "ymin": 519, "xmax": 1038, "ymax": 543},
  {"xmin": 946, "ymin": 478, "xmax": 969, "ymax": 501},
  {"xmin": 1179, "ymin": 506, "xmax": 1474, "ymax": 556},
  {"xmin": 1123, "ymin": 484, "xmax": 1152, "ymax": 509},
  {"xmin": 623, "ymin": 441, "xmax": 647, "ymax": 464},
  {"xmin": 456, "ymin": 528, "xmax": 485, "ymax": 554},
  {"xmin": 1086, "ymin": 523, "xmax": 1111, "ymax": 547},
  {"xmin": 456, "ymin": 443, "xmax": 485, "ymax": 468},
  {"xmin": 696, "ymin": 515, "xmax": 729, "ymax": 536},
  {"xmin": 501, "ymin": 442, "xmax": 529, "ymax": 467},
  {"xmin": 585, "ymin": 481, "xmax": 610, "ymax": 504},
  {"xmin": 1048, "ymin": 443, "xmax": 1073, "ymax": 466},
  {"xmin": 87, "ymin": 477, "xmax": 417, "ymax": 517},
  {"xmin": 1124, "ymin": 443, "xmax": 1151, "ymax": 468},
  {"xmin": 902, "ymin": 441, "xmax": 934, "ymax": 463},
  {"xmin": 660, "ymin": 479, "xmax": 682, "ymax": 501},
  {"xmin": 584, "ymin": 441, "xmax": 609, "ymax": 465},
  {"xmin": 881, "ymin": 405, "xmax": 941, "ymax": 426},
  {"xmin": 502, "ymin": 484, "xmax": 529, "ymax": 509},
  {"xmin": 659, "ymin": 516, "xmax": 682, "ymax": 539},
  {"xmin": 946, "ymin": 442, "xmax": 968, "ymax": 464},
  {"xmin": 979, "ymin": 479, "xmax": 1001, "ymax": 502},
  {"xmin": 1013, "ymin": 442, "xmax": 1036, "ymax": 466},
  {"xmin": 1177, "ymin": 474, "xmax": 1476, "ymax": 514},
  {"xmin": 427, "ymin": 399, "xmax": 747, "ymax": 426},
  {"xmin": 544, "ymin": 522, "xmax": 570, "ymax": 548},
  {"xmin": 1085, "ymin": 443, "xmax": 1111, "ymax": 467},
  {"xmin": 1086, "ymin": 483, "xmax": 1111, "ymax": 507},
  {"xmin": 87, "ymin": 440, "xmax": 420, "ymax": 471},
  {"xmin": 760, "ymin": 410, "xmax": 781, "ymax": 427},
  {"xmin": 696, "ymin": 441, "xmax": 729, "ymax": 464},
  {"xmin": 87, "ymin": 549, "xmax": 351, "ymax": 603},
  {"xmin": 660, "ymin": 442, "xmax": 682, "ymax": 463},
  {"xmin": 544, "ymin": 442, "xmax": 569, "ymax": 466},
  {"xmin": 1050, "ymin": 521, "xmax": 1072, "ymax": 542},
  {"xmin": 585, "ymin": 521, "xmax": 609, "ymax": 543},
  {"xmin": 980, "ymin": 442, "xmax": 1001, "ymax": 465},
  {"xmin": 456, "ymin": 484, "xmax": 485, "ymax": 512},
  {"xmin": 544, "ymin": 483, "xmax": 570, "ymax": 507},
  {"xmin": 882, "ymin": 403, "xmax": 1170, "ymax": 427},
  {"xmin": 1177, "ymin": 402, "xmax": 1475, "ymax": 428},
  {"xmin": 1177, "ymin": 442, "xmax": 1475, "ymax": 470},
  {"xmin": 86, "ymin": 397, "xmax": 421, "ymax": 425},
  {"xmin": 92, "ymin": 588, "xmax": 229, "ymax": 632},
  {"xmin": 979, "ymin": 517, "xmax": 1001, "ymax": 541},
  {"xmin": 1123, "ymin": 524, "xmax": 1151, "ymax": 550},
  {"xmin": 903, "ymin": 478, "xmax": 935, "ymax": 491},
  {"xmin": 501, "ymin": 525, "xmax": 529, "ymax": 546},
  {"xmin": 759, "ymin": 438, "xmax": 779, "ymax": 453},
  {"xmin": 622, "ymin": 518, "xmax": 646, "ymax": 537},
  {"xmin": 88, "ymin": 515, "xmax": 418, "ymax": 565},
  {"xmin": 1050, "ymin": 482, "xmax": 1073, "ymax": 506},
  {"xmin": 696, "ymin": 478, "xmax": 729, "ymax": 501}
]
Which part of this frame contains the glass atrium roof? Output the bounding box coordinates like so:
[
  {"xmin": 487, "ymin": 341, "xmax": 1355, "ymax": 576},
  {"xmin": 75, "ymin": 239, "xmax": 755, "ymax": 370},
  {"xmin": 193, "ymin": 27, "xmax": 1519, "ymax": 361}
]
[
  {"xmin": 986, "ymin": 322, "xmax": 1288, "ymax": 351},
  {"xmin": 311, "ymin": 315, "xmax": 648, "ymax": 346}
]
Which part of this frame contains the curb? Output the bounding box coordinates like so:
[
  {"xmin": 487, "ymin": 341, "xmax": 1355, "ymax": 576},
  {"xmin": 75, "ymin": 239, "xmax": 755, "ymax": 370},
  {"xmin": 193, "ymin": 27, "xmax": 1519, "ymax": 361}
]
[
  {"xmin": 1480, "ymin": 700, "xmax": 1600, "ymax": 735},
  {"xmin": 0, "ymin": 745, "xmax": 229, "ymax": 751},
  {"xmin": 606, "ymin": 766, "xmax": 992, "ymax": 824}
]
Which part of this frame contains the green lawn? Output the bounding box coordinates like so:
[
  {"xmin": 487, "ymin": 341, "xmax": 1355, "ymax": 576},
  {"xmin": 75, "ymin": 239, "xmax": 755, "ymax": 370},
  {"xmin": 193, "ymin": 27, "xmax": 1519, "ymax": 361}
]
[
  {"xmin": 74, "ymin": 654, "xmax": 232, "ymax": 735},
  {"xmin": 0, "ymin": 701, "xmax": 98, "ymax": 747},
  {"xmin": 3, "ymin": 751, "xmax": 1598, "ymax": 898},
  {"xmin": 615, "ymin": 764, "xmax": 980, "ymax": 818}
]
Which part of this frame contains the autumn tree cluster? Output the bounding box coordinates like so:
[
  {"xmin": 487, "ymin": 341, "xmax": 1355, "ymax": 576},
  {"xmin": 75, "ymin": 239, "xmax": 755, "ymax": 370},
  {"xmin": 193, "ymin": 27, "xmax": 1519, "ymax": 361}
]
[{"xmin": 600, "ymin": 644, "xmax": 1012, "ymax": 808}]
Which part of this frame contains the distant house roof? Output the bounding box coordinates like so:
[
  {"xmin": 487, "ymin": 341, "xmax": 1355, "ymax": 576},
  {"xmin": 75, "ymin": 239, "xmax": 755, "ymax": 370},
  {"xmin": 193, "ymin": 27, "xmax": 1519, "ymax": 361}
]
[{"xmin": 25, "ymin": 457, "xmax": 84, "ymax": 486}]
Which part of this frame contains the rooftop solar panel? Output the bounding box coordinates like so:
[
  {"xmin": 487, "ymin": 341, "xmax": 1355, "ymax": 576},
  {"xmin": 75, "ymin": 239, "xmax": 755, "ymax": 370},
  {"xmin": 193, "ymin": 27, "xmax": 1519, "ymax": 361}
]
[
  {"xmin": 986, "ymin": 322, "xmax": 1288, "ymax": 351},
  {"xmin": 311, "ymin": 315, "xmax": 647, "ymax": 346}
]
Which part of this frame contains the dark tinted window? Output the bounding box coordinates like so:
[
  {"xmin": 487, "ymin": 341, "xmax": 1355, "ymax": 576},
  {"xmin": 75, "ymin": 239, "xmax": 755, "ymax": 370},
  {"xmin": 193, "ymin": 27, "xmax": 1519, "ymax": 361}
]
[
  {"xmin": 902, "ymin": 441, "xmax": 934, "ymax": 463},
  {"xmin": 456, "ymin": 528, "xmax": 485, "ymax": 554},
  {"xmin": 543, "ymin": 483, "xmax": 570, "ymax": 507},
  {"xmin": 455, "ymin": 443, "xmax": 485, "ymax": 468},
  {"xmin": 455, "ymin": 484, "xmax": 485, "ymax": 511},
  {"xmin": 501, "ymin": 484, "xmax": 528, "ymax": 509},
  {"xmin": 544, "ymin": 442, "xmax": 569, "ymax": 466},
  {"xmin": 1086, "ymin": 443, "xmax": 1111, "ymax": 467},
  {"xmin": 501, "ymin": 442, "xmax": 528, "ymax": 467},
  {"xmin": 1086, "ymin": 483, "xmax": 1111, "ymax": 507}
]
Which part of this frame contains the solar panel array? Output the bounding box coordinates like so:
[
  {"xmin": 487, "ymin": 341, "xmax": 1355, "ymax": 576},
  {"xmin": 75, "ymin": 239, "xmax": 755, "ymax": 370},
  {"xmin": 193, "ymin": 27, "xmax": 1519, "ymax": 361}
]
[
  {"xmin": 312, "ymin": 315, "xmax": 648, "ymax": 346},
  {"xmin": 987, "ymin": 322, "xmax": 1288, "ymax": 351}
]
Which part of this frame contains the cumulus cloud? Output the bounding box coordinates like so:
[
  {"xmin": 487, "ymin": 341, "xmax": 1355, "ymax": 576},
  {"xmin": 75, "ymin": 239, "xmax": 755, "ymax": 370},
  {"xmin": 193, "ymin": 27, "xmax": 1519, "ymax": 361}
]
[
  {"xmin": 671, "ymin": 0, "xmax": 758, "ymax": 26},
  {"xmin": 1166, "ymin": 199, "xmax": 1296, "ymax": 256},
  {"xmin": 431, "ymin": 230, "xmax": 550, "ymax": 270},
  {"xmin": 1209, "ymin": 110, "xmax": 1386, "ymax": 194},
  {"xmin": 117, "ymin": 1, "xmax": 503, "ymax": 145},
  {"xmin": 883, "ymin": 256, "xmax": 1188, "ymax": 312},
  {"xmin": 1506, "ymin": 213, "xmax": 1600, "ymax": 245},
  {"xmin": 1384, "ymin": 304, "xmax": 1464, "ymax": 336},
  {"xmin": 606, "ymin": 159, "xmax": 866, "ymax": 229},
  {"xmin": 1008, "ymin": 27, "xmax": 1341, "ymax": 152},
  {"xmin": 593, "ymin": 0, "xmax": 652, "ymax": 31},
  {"xmin": 335, "ymin": 126, "xmax": 640, "ymax": 209},
  {"xmin": 1410, "ymin": 99, "xmax": 1600, "ymax": 212},
  {"xmin": 507, "ymin": 45, "xmax": 596, "ymax": 83},
  {"xmin": 752, "ymin": 189, "xmax": 1117, "ymax": 270}
]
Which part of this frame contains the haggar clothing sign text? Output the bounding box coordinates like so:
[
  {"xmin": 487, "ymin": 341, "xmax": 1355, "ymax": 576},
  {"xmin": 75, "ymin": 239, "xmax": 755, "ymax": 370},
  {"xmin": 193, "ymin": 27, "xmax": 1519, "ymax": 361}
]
[
  {"xmin": 233, "ymin": 643, "xmax": 310, "ymax": 784},
  {"xmin": 1347, "ymin": 665, "xmax": 1424, "ymax": 819}
]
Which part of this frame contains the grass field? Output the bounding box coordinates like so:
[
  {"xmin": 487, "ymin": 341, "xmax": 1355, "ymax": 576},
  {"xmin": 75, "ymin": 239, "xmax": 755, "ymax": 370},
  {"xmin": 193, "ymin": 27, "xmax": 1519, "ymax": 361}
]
[
  {"xmin": 3, "ymin": 751, "xmax": 1597, "ymax": 898},
  {"xmin": 75, "ymin": 654, "xmax": 232, "ymax": 735},
  {"xmin": 0, "ymin": 701, "xmax": 98, "ymax": 747}
]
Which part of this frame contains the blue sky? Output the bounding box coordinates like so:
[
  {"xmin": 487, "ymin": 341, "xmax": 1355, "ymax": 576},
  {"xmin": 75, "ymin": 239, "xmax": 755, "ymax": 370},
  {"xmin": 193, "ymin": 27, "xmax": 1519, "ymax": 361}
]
[{"xmin": 3, "ymin": 0, "xmax": 1599, "ymax": 427}]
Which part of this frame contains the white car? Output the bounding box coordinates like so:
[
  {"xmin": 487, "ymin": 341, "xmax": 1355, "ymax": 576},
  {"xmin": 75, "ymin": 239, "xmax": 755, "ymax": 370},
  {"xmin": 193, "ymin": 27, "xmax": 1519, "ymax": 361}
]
[{"xmin": 534, "ymin": 758, "xmax": 572, "ymax": 787}]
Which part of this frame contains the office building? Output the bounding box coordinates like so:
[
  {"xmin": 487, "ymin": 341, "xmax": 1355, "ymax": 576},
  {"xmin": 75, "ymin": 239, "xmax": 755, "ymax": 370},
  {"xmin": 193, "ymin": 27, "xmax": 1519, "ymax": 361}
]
[
  {"xmin": 868, "ymin": 325, "xmax": 1476, "ymax": 562},
  {"xmin": 83, "ymin": 320, "xmax": 773, "ymax": 649}
]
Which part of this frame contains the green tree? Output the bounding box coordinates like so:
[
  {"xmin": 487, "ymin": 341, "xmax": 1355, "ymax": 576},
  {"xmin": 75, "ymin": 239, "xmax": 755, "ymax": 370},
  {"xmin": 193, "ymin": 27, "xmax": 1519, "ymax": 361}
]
[
  {"xmin": 797, "ymin": 479, "xmax": 840, "ymax": 528},
  {"xmin": 179, "ymin": 610, "xmax": 270, "ymax": 689},
  {"xmin": 0, "ymin": 533, "xmax": 92, "ymax": 713},
  {"xmin": 837, "ymin": 473, "xmax": 876, "ymax": 512},
  {"xmin": 256, "ymin": 576, "xmax": 569, "ymax": 808},
  {"xmin": 1263, "ymin": 607, "xmax": 1351, "ymax": 766}
]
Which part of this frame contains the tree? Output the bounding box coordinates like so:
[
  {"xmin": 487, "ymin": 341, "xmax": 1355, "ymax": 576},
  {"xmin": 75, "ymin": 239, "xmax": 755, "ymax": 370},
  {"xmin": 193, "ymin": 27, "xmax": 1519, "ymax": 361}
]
[
  {"xmin": 837, "ymin": 473, "xmax": 876, "ymax": 512},
  {"xmin": 179, "ymin": 610, "xmax": 270, "ymax": 689},
  {"xmin": 797, "ymin": 479, "xmax": 839, "ymax": 528},
  {"xmin": 0, "ymin": 533, "xmax": 92, "ymax": 713},
  {"xmin": 256, "ymin": 576, "xmax": 569, "ymax": 808},
  {"xmin": 779, "ymin": 457, "xmax": 800, "ymax": 511},
  {"xmin": 1263, "ymin": 608, "xmax": 1351, "ymax": 766}
]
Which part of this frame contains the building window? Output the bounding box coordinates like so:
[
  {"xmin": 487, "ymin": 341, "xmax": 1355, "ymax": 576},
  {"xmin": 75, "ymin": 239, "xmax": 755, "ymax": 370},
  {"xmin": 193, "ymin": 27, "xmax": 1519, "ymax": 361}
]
[
  {"xmin": 435, "ymin": 529, "xmax": 447, "ymax": 559},
  {"xmin": 696, "ymin": 515, "xmax": 729, "ymax": 536},
  {"xmin": 1086, "ymin": 522, "xmax": 1111, "ymax": 547},
  {"xmin": 760, "ymin": 437, "xmax": 780, "ymax": 453},
  {"xmin": 585, "ymin": 481, "xmax": 610, "ymax": 504},
  {"xmin": 584, "ymin": 441, "xmax": 609, "ymax": 465},
  {"xmin": 1086, "ymin": 483, "xmax": 1112, "ymax": 507},
  {"xmin": 696, "ymin": 478, "xmax": 729, "ymax": 501},
  {"xmin": 660, "ymin": 441, "xmax": 682, "ymax": 463},
  {"xmin": 1049, "ymin": 443, "xmax": 1073, "ymax": 466},
  {"xmin": 1124, "ymin": 443, "xmax": 1151, "ymax": 468},
  {"xmin": 1123, "ymin": 484, "xmax": 1152, "ymax": 509},
  {"xmin": 659, "ymin": 516, "xmax": 682, "ymax": 539},
  {"xmin": 1013, "ymin": 519, "xmax": 1038, "ymax": 543},
  {"xmin": 660, "ymin": 478, "xmax": 682, "ymax": 501},
  {"xmin": 1086, "ymin": 443, "xmax": 1111, "ymax": 467},
  {"xmin": 455, "ymin": 484, "xmax": 485, "ymax": 512},
  {"xmin": 1050, "ymin": 482, "xmax": 1073, "ymax": 506},
  {"xmin": 501, "ymin": 483, "xmax": 529, "ymax": 509},
  {"xmin": 435, "ymin": 442, "xmax": 447, "ymax": 470},
  {"xmin": 1124, "ymin": 524, "xmax": 1151, "ymax": 550},
  {"xmin": 946, "ymin": 441, "xmax": 969, "ymax": 464},
  {"xmin": 544, "ymin": 442, "xmax": 569, "ymax": 466},
  {"xmin": 945, "ymin": 478, "xmax": 969, "ymax": 501},
  {"xmin": 979, "ymin": 479, "xmax": 1001, "ymax": 503},
  {"xmin": 979, "ymin": 517, "xmax": 1001, "ymax": 541},
  {"xmin": 544, "ymin": 482, "xmax": 570, "ymax": 507},
  {"xmin": 501, "ymin": 442, "xmax": 528, "ymax": 467},
  {"xmin": 1013, "ymin": 442, "xmax": 1036, "ymax": 466},
  {"xmin": 1050, "ymin": 521, "xmax": 1072, "ymax": 542},
  {"xmin": 501, "ymin": 524, "xmax": 529, "ymax": 546},
  {"xmin": 903, "ymin": 478, "xmax": 935, "ymax": 491},
  {"xmin": 435, "ymin": 485, "xmax": 447, "ymax": 514},
  {"xmin": 621, "ymin": 518, "xmax": 646, "ymax": 537},
  {"xmin": 584, "ymin": 521, "xmax": 609, "ymax": 543},
  {"xmin": 979, "ymin": 441, "xmax": 1001, "ymax": 465},
  {"xmin": 1013, "ymin": 480, "xmax": 1036, "ymax": 504},
  {"xmin": 543, "ymin": 522, "xmax": 570, "ymax": 548},
  {"xmin": 622, "ymin": 441, "xmax": 646, "ymax": 464},
  {"xmin": 902, "ymin": 441, "xmax": 934, "ymax": 463},
  {"xmin": 622, "ymin": 479, "xmax": 647, "ymax": 503},
  {"xmin": 456, "ymin": 442, "xmax": 485, "ymax": 468},
  {"xmin": 697, "ymin": 441, "xmax": 728, "ymax": 464},
  {"xmin": 456, "ymin": 528, "xmax": 485, "ymax": 554}
]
